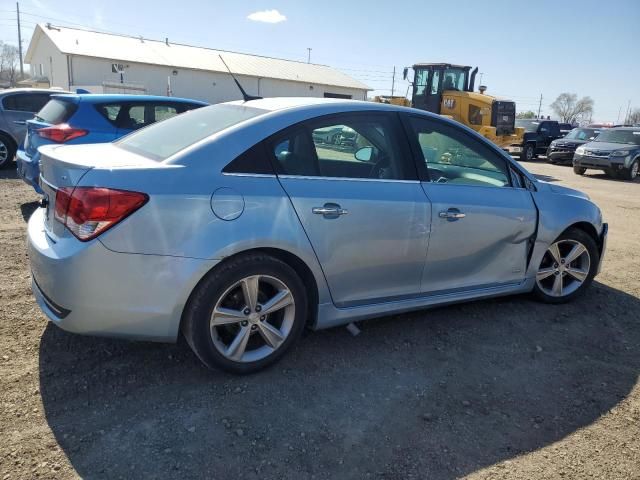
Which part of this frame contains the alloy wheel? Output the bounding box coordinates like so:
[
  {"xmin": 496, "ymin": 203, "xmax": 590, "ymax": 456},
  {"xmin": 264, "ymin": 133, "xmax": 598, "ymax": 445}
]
[
  {"xmin": 0, "ymin": 141, "xmax": 8, "ymax": 165},
  {"xmin": 209, "ymin": 275, "xmax": 295, "ymax": 363},
  {"xmin": 524, "ymin": 145, "xmax": 535, "ymax": 161},
  {"xmin": 536, "ymin": 239, "xmax": 591, "ymax": 297},
  {"xmin": 631, "ymin": 161, "xmax": 639, "ymax": 179}
]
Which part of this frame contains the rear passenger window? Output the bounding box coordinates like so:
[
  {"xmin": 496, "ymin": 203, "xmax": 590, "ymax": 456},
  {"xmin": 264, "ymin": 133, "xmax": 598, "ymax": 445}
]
[
  {"xmin": 154, "ymin": 105, "xmax": 179, "ymax": 122},
  {"xmin": 2, "ymin": 93, "xmax": 51, "ymax": 112},
  {"xmin": 96, "ymin": 104, "xmax": 145, "ymax": 130},
  {"xmin": 270, "ymin": 114, "xmax": 415, "ymax": 180}
]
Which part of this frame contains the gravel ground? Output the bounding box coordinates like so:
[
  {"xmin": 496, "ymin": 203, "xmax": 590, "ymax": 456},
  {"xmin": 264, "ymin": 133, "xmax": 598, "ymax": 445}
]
[{"xmin": 0, "ymin": 162, "xmax": 639, "ymax": 479}]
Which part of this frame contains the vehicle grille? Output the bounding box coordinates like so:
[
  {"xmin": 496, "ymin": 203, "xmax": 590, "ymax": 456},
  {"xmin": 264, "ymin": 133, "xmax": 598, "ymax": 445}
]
[{"xmin": 491, "ymin": 100, "xmax": 515, "ymax": 135}]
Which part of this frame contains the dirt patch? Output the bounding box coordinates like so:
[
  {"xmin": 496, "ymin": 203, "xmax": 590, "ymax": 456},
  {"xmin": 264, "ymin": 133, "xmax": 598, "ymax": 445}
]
[{"xmin": 0, "ymin": 162, "xmax": 639, "ymax": 479}]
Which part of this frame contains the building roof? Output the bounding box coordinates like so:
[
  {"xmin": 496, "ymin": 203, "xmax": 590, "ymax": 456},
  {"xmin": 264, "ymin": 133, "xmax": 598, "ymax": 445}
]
[{"xmin": 25, "ymin": 24, "xmax": 370, "ymax": 91}]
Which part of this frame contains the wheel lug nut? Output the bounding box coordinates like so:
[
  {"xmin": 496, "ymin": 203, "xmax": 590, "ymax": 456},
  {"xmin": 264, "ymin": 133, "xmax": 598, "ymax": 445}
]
[
  {"xmin": 260, "ymin": 315, "xmax": 265, "ymax": 321},
  {"xmin": 251, "ymin": 325, "xmax": 257, "ymax": 330},
  {"xmin": 241, "ymin": 320, "xmax": 248, "ymax": 327},
  {"xmin": 255, "ymin": 305, "xmax": 262, "ymax": 312},
  {"xmin": 243, "ymin": 308, "xmax": 250, "ymax": 315}
]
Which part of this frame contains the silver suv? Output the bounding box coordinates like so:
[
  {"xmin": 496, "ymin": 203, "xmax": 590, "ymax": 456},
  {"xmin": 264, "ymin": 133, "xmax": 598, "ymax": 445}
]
[{"xmin": 0, "ymin": 88, "xmax": 70, "ymax": 168}]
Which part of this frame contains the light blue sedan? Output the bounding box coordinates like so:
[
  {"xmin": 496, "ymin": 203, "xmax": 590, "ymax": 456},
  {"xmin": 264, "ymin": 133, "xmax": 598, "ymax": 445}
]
[{"xmin": 27, "ymin": 98, "xmax": 607, "ymax": 373}]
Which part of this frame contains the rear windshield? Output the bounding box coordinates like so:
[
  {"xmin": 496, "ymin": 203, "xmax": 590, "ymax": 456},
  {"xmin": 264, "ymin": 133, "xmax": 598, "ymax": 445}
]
[
  {"xmin": 116, "ymin": 104, "xmax": 267, "ymax": 161},
  {"xmin": 36, "ymin": 98, "xmax": 77, "ymax": 124}
]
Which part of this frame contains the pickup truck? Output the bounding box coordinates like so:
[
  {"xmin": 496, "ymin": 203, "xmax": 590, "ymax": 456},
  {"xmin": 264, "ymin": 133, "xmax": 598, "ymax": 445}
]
[{"xmin": 507, "ymin": 119, "xmax": 571, "ymax": 161}]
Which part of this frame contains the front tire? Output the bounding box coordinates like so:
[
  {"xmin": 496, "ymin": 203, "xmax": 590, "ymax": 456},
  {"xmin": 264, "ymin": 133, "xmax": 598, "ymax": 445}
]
[
  {"xmin": 573, "ymin": 166, "xmax": 586, "ymax": 175},
  {"xmin": 0, "ymin": 133, "xmax": 15, "ymax": 169},
  {"xmin": 182, "ymin": 253, "xmax": 308, "ymax": 374},
  {"xmin": 622, "ymin": 159, "xmax": 639, "ymax": 181},
  {"xmin": 533, "ymin": 228, "xmax": 599, "ymax": 304}
]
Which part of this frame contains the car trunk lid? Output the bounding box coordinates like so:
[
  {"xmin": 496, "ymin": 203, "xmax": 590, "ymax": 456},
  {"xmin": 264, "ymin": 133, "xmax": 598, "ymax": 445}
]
[{"xmin": 38, "ymin": 143, "xmax": 160, "ymax": 238}]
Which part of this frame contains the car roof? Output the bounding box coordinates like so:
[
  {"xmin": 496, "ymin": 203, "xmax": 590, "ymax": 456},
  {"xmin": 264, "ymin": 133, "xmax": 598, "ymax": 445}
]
[
  {"xmin": 230, "ymin": 97, "xmax": 405, "ymax": 113},
  {"xmin": 51, "ymin": 93, "xmax": 208, "ymax": 105},
  {"xmin": 0, "ymin": 88, "xmax": 71, "ymax": 96}
]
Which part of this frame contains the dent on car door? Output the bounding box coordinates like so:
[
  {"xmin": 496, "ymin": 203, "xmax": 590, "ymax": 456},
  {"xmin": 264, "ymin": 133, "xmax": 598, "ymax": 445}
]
[
  {"xmin": 403, "ymin": 115, "xmax": 537, "ymax": 294},
  {"xmin": 271, "ymin": 112, "xmax": 432, "ymax": 307}
]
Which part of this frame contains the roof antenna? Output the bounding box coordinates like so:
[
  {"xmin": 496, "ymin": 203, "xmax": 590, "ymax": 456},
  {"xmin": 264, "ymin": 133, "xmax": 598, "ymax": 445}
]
[{"xmin": 218, "ymin": 55, "xmax": 262, "ymax": 102}]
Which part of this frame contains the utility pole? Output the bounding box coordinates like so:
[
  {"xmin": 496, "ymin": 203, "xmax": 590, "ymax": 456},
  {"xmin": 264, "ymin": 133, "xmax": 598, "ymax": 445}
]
[
  {"xmin": 16, "ymin": 2, "xmax": 24, "ymax": 79},
  {"xmin": 391, "ymin": 66, "xmax": 395, "ymax": 97},
  {"xmin": 306, "ymin": 48, "xmax": 312, "ymax": 64},
  {"xmin": 478, "ymin": 72, "xmax": 484, "ymax": 86},
  {"xmin": 624, "ymin": 99, "xmax": 631, "ymax": 124},
  {"xmin": 537, "ymin": 93, "xmax": 543, "ymax": 119}
]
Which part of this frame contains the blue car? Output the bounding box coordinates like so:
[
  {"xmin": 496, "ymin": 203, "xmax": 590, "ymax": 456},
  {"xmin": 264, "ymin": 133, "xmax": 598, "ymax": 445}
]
[{"xmin": 17, "ymin": 94, "xmax": 207, "ymax": 192}]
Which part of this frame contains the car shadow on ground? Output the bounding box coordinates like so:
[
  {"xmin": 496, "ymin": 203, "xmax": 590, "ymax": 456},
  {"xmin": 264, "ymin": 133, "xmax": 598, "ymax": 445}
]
[
  {"xmin": 39, "ymin": 282, "xmax": 639, "ymax": 479},
  {"xmin": 20, "ymin": 201, "xmax": 39, "ymax": 223},
  {"xmin": 0, "ymin": 166, "xmax": 18, "ymax": 180}
]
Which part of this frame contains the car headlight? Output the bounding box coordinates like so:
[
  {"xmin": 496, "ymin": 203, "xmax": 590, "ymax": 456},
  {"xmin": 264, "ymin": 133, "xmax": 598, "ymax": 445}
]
[
  {"xmin": 575, "ymin": 146, "xmax": 585, "ymax": 155},
  {"xmin": 609, "ymin": 150, "xmax": 630, "ymax": 157}
]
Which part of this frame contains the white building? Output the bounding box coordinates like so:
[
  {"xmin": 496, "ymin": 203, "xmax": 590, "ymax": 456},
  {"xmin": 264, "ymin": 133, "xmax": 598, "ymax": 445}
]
[{"xmin": 24, "ymin": 24, "xmax": 370, "ymax": 103}]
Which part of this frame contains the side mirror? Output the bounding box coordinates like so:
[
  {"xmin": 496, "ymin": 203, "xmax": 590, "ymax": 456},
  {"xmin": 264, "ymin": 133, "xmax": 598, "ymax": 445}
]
[
  {"xmin": 403, "ymin": 67, "xmax": 408, "ymax": 81},
  {"xmin": 354, "ymin": 146, "xmax": 374, "ymax": 162}
]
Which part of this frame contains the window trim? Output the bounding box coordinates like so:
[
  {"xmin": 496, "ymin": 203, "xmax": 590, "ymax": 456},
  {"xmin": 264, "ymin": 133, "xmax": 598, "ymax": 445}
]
[
  {"xmin": 399, "ymin": 113, "xmax": 514, "ymax": 188},
  {"xmin": 264, "ymin": 111, "xmax": 420, "ymax": 182}
]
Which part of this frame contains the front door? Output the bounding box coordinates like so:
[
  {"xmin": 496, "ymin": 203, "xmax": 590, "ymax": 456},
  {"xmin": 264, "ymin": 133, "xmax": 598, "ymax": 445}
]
[
  {"xmin": 412, "ymin": 68, "xmax": 442, "ymax": 114},
  {"xmin": 269, "ymin": 112, "xmax": 431, "ymax": 307},
  {"xmin": 403, "ymin": 115, "xmax": 537, "ymax": 294}
]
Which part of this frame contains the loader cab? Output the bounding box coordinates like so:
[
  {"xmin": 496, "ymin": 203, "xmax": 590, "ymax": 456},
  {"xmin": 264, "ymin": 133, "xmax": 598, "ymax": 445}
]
[{"xmin": 408, "ymin": 64, "xmax": 473, "ymax": 114}]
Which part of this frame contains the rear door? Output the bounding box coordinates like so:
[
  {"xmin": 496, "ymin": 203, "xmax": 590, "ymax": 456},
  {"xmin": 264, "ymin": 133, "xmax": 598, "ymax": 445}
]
[
  {"xmin": 402, "ymin": 115, "xmax": 537, "ymax": 294},
  {"xmin": 270, "ymin": 112, "xmax": 431, "ymax": 307},
  {"xmin": 2, "ymin": 92, "xmax": 51, "ymax": 145}
]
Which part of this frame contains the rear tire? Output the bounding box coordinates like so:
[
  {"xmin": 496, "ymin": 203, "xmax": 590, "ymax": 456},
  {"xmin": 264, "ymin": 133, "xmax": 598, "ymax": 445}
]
[
  {"xmin": 181, "ymin": 253, "xmax": 308, "ymax": 374},
  {"xmin": 573, "ymin": 166, "xmax": 586, "ymax": 175},
  {"xmin": 0, "ymin": 133, "xmax": 15, "ymax": 169},
  {"xmin": 533, "ymin": 228, "xmax": 599, "ymax": 304},
  {"xmin": 520, "ymin": 144, "xmax": 536, "ymax": 162}
]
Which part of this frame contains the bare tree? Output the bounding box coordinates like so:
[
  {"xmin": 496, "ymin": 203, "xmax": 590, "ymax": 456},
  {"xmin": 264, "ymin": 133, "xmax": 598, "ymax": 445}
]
[
  {"xmin": 627, "ymin": 108, "xmax": 640, "ymax": 125},
  {"xmin": 550, "ymin": 93, "xmax": 594, "ymax": 124},
  {"xmin": 0, "ymin": 42, "xmax": 21, "ymax": 87}
]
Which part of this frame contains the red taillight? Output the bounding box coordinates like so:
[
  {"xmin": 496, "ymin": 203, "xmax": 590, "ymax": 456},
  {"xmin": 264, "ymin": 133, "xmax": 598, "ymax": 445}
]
[
  {"xmin": 54, "ymin": 187, "xmax": 148, "ymax": 241},
  {"xmin": 37, "ymin": 124, "xmax": 88, "ymax": 143}
]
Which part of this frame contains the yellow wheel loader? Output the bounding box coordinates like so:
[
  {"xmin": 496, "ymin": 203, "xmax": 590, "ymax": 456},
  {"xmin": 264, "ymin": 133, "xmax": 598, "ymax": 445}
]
[{"xmin": 404, "ymin": 63, "xmax": 523, "ymax": 149}]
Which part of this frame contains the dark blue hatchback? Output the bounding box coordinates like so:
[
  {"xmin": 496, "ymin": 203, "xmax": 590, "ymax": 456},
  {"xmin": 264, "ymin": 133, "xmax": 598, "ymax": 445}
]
[{"xmin": 16, "ymin": 94, "xmax": 207, "ymax": 192}]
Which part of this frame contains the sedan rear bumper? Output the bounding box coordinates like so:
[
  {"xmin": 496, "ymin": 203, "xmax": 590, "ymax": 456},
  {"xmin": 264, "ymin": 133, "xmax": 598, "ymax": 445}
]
[{"xmin": 27, "ymin": 207, "xmax": 217, "ymax": 342}]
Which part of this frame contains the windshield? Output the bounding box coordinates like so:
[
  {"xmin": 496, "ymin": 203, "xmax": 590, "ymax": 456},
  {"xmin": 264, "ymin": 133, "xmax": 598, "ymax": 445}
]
[
  {"xmin": 565, "ymin": 128, "xmax": 599, "ymax": 141},
  {"xmin": 593, "ymin": 129, "xmax": 640, "ymax": 146},
  {"xmin": 116, "ymin": 104, "xmax": 267, "ymax": 161},
  {"xmin": 515, "ymin": 119, "xmax": 539, "ymax": 132}
]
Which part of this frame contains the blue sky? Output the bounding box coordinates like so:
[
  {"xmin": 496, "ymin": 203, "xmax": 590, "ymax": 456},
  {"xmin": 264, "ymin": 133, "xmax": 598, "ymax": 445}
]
[{"xmin": 0, "ymin": 0, "xmax": 638, "ymax": 122}]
